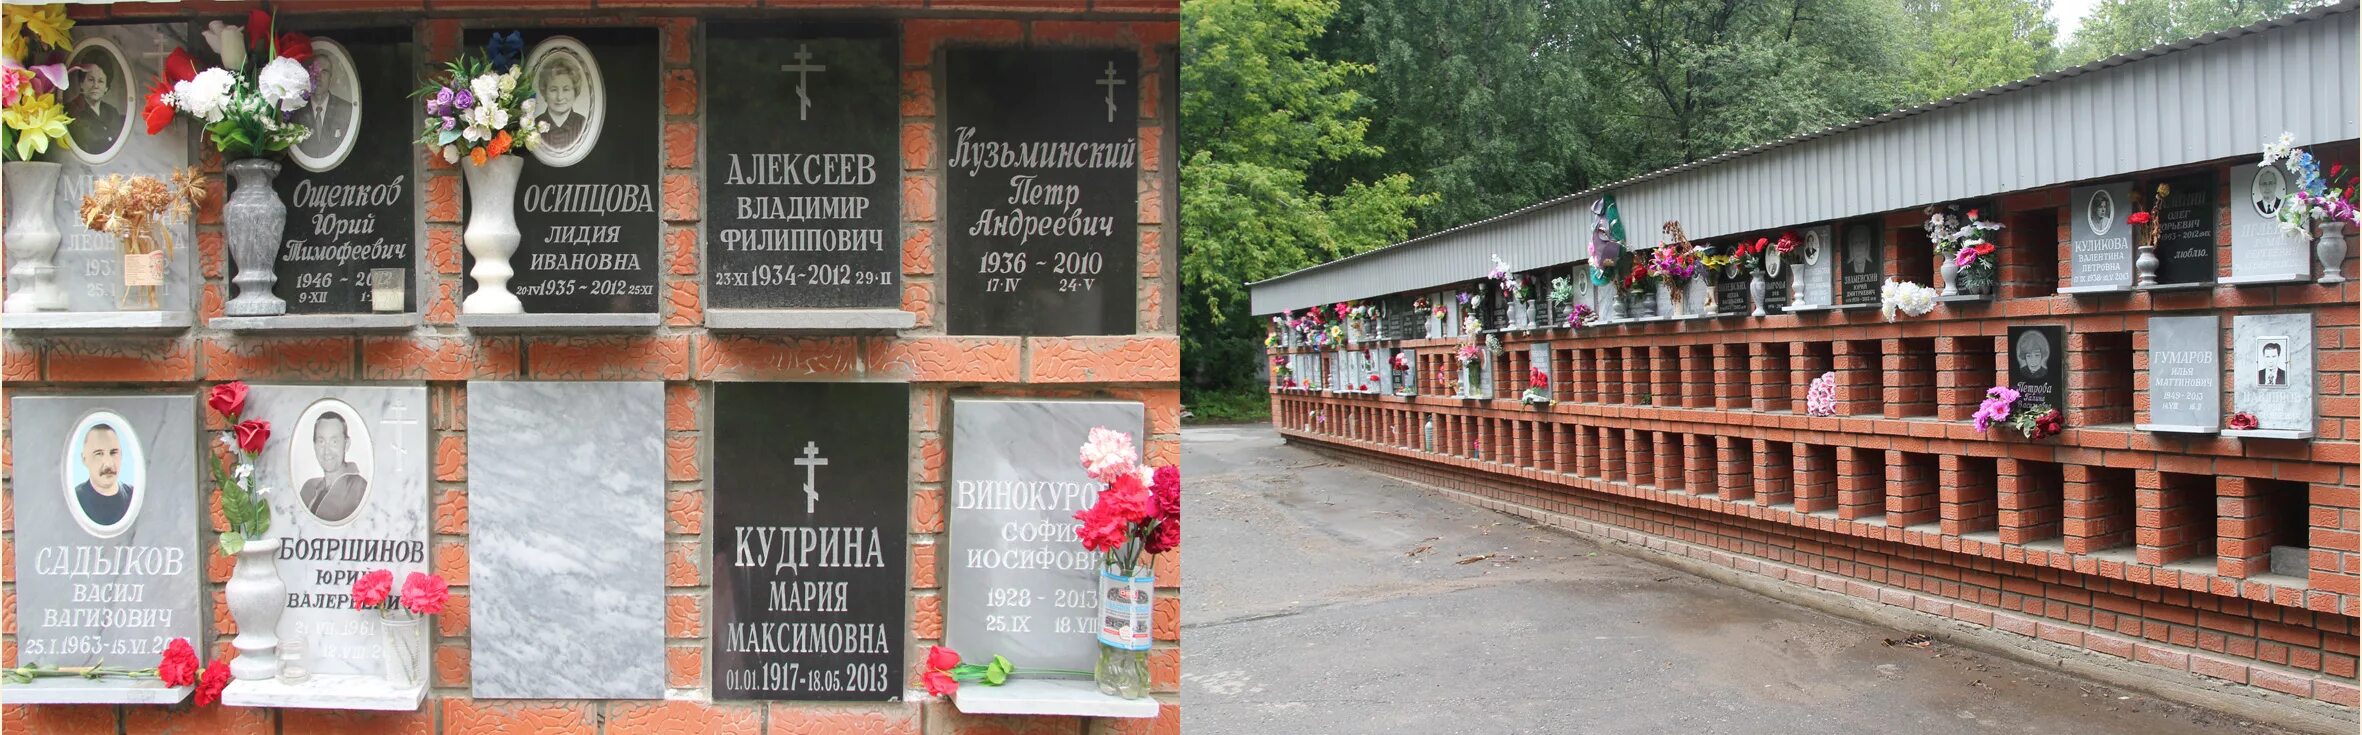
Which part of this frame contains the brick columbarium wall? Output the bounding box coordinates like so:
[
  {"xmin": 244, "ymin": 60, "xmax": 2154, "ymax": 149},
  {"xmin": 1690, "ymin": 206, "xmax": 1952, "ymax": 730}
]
[{"xmin": 0, "ymin": 2, "xmax": 1179, "ymax": 733}]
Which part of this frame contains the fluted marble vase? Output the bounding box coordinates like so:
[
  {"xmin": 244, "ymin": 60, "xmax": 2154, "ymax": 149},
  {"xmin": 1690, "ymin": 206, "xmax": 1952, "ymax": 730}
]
[
  {"xmin": 462, "ymin": 155, "xmax": 526, "ymax": 314},
  {"xmin": 227, "ymin": 537, "xmax": 288, "ymax": 680},
  {"xmin": 4, "ymin": 161, "xmax": 67, "ymax": 312},
  {"xmin": 224, "ymin": 159, "xmax": 289, "ymax": 316},
  {"xmin": 2318, "ymin": 221, "xmax": 2350, "ymax": 285}
]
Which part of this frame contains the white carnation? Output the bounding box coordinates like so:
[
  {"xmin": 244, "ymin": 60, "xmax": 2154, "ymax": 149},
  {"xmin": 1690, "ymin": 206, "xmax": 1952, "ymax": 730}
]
[
  {"xmin": 171, "ymin": 68, "xmax": 238, "ymax": 122},
  {"xmin": 499, "ymin": 67, "xmax": 519, "ymax": 94},
  {"xmin": 470, "ymin": 73, "xmax": 501, "ymax": 107},
  {"xmin": 257, "ymin": 56, "xmax": 313, "ymax": 112}
]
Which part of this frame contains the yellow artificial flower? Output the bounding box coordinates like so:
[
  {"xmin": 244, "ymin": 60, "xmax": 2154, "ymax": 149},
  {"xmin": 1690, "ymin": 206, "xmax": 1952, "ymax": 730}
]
[
  {"xmin": 3, "ymin": 4, "xmax": 73, "ymax": 60},
  {"xmin": 4, "ymin": 91, "xmax": 71, "ymax": 160}
]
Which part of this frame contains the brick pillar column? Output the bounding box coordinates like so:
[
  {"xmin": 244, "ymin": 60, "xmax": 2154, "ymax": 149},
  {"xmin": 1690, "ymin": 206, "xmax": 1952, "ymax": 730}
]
[
  {"xmin": 1939, "ymin": 455, "xmax": 1998, "ymax": 536},
  {"xmin": 1553, "ymin": 422, "xmax": 1574, "ymax": 473},
  {"xmin": 1554, "ymin": 349, "xmax": 1577, "ymax": 403},
  {"xmin": 1622, "ymin": 346, "xmax": 1646, "ymax": 405},
  {"xmin": 1749, "ymin": 344, "xmax": 1783, "ymax": 412},
  {"xmin": 1794, "ymin": 444, "xmax": 1833, "ymax": 513},
  {"xmin": 1652, "ymin": 346, "xmax": 1679, "ymax": 408},
  {"xmin": 1713, "ymin": 343, "xmax": 1747, "ymax": 410},
  {"xmin": 1597, "ymin": 427, "xmax": 1623, "ymax": 482},
  {"xmin": 1755, "ymin": 439, "xmax": 1792, "ymax": 506},
  {"xmin": 2217, "ymin": 476, "xmax": 2270, "ymax": 578},
  {"xmin": 2002, "ymin": 463, "xmax": 2059, "ymax": 543},
  {"xmin": 1508, "ymin": 348, "xmax": 1529, "ymax": 400},
  {"xmin": 1625, "ymin": 429, "xmax": 1654, "ymax": 488},
  {"xmin": 1885, "ymin": 451, "xmax": 1939, "ymax": 527},
  {"xmin": 1833, "ymin": 340, "xmax": 1879, "ymax": 416},
  {"xmin": 2059, "ymin": 464, "xmax": 2124, "ymax": 552},
  {"xmin": 1684, "ymin": 434, "xmax": 1715, "ymax": 497},
  {"xmin": 1715, "ymin": 435, "xmax": 1753, "ymax": 502},
  {"xmin": 1533, "ymin": 422, "xmax": 1554, "ymax": 470},
  {"xmin": 1575, "ymin": 424, "xmax": 1599, "ymax": 478},
  {"xmin": 1934, "ymin": 336, "xmax": 1977, "ymax": 421},
  {"xmin": 1681, "ymin": 345, "xmax": 1713, "ymax": 409},
  {"xmin": 1788, "ymin": 341, "xmax": 1817, "ymax": 413},
  {"xmin": 1884, "ymin": 337, "xmax": 1936, "ymax": 418},
  {"xmin": 1652, "ymin": 432, "xmax": 1679, "ymax": 491},
  {"xmin": 1511, "ymin": 420, "xmax": 1530, "ymax": 467},
  {"xmin": 1834, "ymin": 446, "xmax": 1882, "ymax": 520},
  {"xmin": 2135, "ymin": 471, "xmax": 2210, "ymax": 566}
]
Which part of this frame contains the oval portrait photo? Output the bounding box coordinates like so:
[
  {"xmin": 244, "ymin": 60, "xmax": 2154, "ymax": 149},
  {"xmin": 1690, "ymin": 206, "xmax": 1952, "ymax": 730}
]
[
  {"xmin": 525, "ymin": 36, "xmax": 603, "ymax": 168},
  {"xmin": 291, "ymin": 38, "xmax": 363, "ymax": 173},
  {"xmin": 64, "ymin": 37, "xmax": 133, "ymax": 166},
  {"xmin": 291, "ymin": 398, "xmax": 375, "ymax": 525},
  {"xmin": 63, "ymin": 411, "xmax": 146, "ymax": 538}
]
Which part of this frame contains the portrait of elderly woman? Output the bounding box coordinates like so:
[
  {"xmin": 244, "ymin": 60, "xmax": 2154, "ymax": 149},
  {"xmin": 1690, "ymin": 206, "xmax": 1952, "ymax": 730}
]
[
  {"xmin": 525, "ymin": 37, "xmax": 603, "ymax": 167},
  {"xmin": 64, "ymin": 38, "xmax": 131, "ymax": 163}
]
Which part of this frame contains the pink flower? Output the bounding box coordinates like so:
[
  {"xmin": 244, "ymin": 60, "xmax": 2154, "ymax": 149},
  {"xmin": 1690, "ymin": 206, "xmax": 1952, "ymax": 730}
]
[
  {"xmin": 1150, "ymin": 465, "xmax": 1180, "ymax": 522},
  {"xmin": 1954, "ymin": 247, "xmax": 1980, "ymax": 267},
  {"xmin": 1077, "ymin": 427, "xmax": 1139, "ymax": 484},
  {"xmin": 158, "ymin": 638, "xmax": 200, "ymax": 687},
  {"xmin": 350, "ymin": 569, "xmax": 393, "ymax": 609},
  {"xmin": 400, "ymin": 572, "xmax": 449, "ymax": 615},
  {"xmin": 1144, "ymin": 517, "xmax": 1180, "ymax": 554}
]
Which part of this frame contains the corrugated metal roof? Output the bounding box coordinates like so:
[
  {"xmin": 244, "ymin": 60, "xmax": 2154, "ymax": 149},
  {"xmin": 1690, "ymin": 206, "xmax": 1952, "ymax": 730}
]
[{"xmin": 1250, "ymin": 1, "xmax": 2359, "ymax": 315}]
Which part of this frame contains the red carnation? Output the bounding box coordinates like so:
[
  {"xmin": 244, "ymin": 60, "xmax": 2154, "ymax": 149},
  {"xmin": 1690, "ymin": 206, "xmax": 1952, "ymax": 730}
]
[
  {"xmin": 1150, "ymin": 465, "xmax": 1180, "ymax": 521},
  {"xmin": 194, "ymin": 660, "xmax": 232, "ymax": 706},
  {"xmin": 2228, "ymin": 411, "xmax": 2259, "ymax": 430},
  {"xmin": 1073, "ymin": 502, "xmax": 1131, "ymax": 552},
  {"xmin": 206, "ymin": 381, "xmax": 249, "ymax": 418},
  {"xmin": 2128, "ymin": 211, "xmax": 2152, "ymax": 226},
  {"xmin": 1144, "ymin": 517, "xmax": 1180, "ymax": 554},
  {"xmin": 158, "ymin": 638, "xmax": 200, "ymax": 687},
  {"xmin": 277, "ymin": 33, "xmax": 312, "ymax": 65},
  {"xmin": 1966, "ymin": 209, "xmax": 1980, "ymax": 220},
  {"xmin": 401, "ymin": 572, "xmax": 449, "ymax": 615},
  {"xmin": 351, "ymin": 568, "xmax": 393, "ymax": 609},
  {"xmin": 246, "ymin": 10, "xmax": 272, "ymax": 48},
  {"xmin": 233, "ymin": 419, "xmax": 270, "ymax": 453},
  {"xmin": 927, "ymin": 645, "xmax": 961, "ymax": 673},
  {"xmin": 143, "ymin": 79, "xmax": 177, "ymax": 135},
  {"xmin": 924, "ymin": 670, "xmax": 960, "ymax": 697}
]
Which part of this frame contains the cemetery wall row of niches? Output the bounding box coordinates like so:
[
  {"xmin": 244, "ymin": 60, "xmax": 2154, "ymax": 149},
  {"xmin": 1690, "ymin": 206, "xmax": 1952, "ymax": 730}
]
[
  {"xmin": 0, "ymin": 15, "xmax": 1177, "ymax": 338},
  {"xmin": 1261, "ymin": 154, "xmax": 2360, "ymax": 712}
]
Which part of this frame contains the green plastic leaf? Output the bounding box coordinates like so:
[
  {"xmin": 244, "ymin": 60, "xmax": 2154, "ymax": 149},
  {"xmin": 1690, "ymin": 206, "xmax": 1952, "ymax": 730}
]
[
  {"xmin": 218, "ymin": 531, "xmax": 245, "ymax": 556},
  {"xmin": 438, "ymin": 128, "xmax": 462, "ymax": 146}
]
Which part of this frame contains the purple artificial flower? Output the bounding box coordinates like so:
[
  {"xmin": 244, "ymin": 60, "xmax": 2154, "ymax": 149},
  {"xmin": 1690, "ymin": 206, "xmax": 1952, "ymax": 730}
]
[
  {"xmin": 454, "ymin": 89, "xmax": 476, "ymax": 110},
  {"xmin": 428, "ymin": 86, "xmax": 454, "ymax": 115},
  {"xmin": 441, "ymin": 115, "xmax": 457, "ymax": 131},
  {"xmin": 1955, "ymin": 247, "xmax": 1979, "ymax": 267}
]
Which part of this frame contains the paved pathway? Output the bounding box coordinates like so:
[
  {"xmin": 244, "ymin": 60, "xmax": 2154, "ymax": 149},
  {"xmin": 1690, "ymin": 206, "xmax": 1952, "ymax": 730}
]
[{"xmin": 1182, "ymin": 424, "xmax": 2295, "ymax": 735}]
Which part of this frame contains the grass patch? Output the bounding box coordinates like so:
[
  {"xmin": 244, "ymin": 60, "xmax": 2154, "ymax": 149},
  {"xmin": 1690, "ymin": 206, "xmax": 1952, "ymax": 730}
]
[{"xmin": 1185, "ymin": 385, "xmax": 1270, "ymax": 425}]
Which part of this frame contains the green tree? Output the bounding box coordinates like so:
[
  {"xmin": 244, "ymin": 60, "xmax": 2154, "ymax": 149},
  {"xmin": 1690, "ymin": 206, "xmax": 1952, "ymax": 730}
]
[
  {"xmin": 1903, "ymin": 0, "xmax": 2060, "ymax": 100},
  {"xmin": 2063, "ymin": 0, "xmax": 2304, "ymax": 64},
  {"xmin": 1180, "ymin": 0, "xmax": 1431, "ymax": 397}
]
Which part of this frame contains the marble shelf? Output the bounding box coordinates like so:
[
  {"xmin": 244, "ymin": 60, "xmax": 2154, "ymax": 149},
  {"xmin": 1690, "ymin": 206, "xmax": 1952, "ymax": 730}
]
[
  {"xmin": 2, "ymin": 310, "xmax": 193, "ymax": 333},
  {"xmin": 222, "ymin": 674, "xmax": 427, "ymax": 711},
  {"xmin": 209, "ymin": 313, "xmax": 421, "ymax": 332},
  {"xmin": 952, "ymin": 678, "xmax": 1159, "ymax": 718},
  {"xmin": 0, "ymin": 680, "xmax": 191, "ymax": 705},
  {"xmin": 2135, "ymin": 423, "xmax": 2218, "ymax": 434},
  {"xmin": 706, "ymin": 307, "xmax": 917, "ymax": 331},
  {"xmin": 2222, "ymin": 428, "xmax": 2316, "ymax": 440},
  {"xmin": 458, "ymin": 312, "xmax": 661, "ymax": 331},
  {"xmin": 2220, "ymin": 273, "xmax": 2311, "ymax": 286}
]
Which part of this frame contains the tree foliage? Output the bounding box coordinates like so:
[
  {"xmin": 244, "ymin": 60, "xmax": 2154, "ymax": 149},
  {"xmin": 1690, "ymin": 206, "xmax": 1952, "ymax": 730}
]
[
  {"xmin": 2063, "ymin": 0, "xmax": 2305, "ymax": 64},
  {"xmin": 1902, "ymin": 0, "xmax": 2060, "ymax": 100}
]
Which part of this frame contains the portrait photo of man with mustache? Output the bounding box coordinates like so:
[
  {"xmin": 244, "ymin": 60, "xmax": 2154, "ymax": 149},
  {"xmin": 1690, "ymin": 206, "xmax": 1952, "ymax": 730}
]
[{"xmin": 73, "ymin": 423, "xmax": 134, "ymax": 527}]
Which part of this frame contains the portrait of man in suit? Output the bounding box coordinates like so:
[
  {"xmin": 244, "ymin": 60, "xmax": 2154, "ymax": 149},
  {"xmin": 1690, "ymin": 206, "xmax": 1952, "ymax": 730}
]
[
  {"xmin": 2257, "ymin": 340, "xmax": 2289, "ymax": 387},
  {"xmin": 72, "ymin": 422, "xmax": 135, "ymax": 528},
  {"xmin": 294, "ymin": 40, "xmax": 361, "ymax": 171},
  {"xmin": 299, "ymin": 411, "xmax": 370, "ymax": 523}
]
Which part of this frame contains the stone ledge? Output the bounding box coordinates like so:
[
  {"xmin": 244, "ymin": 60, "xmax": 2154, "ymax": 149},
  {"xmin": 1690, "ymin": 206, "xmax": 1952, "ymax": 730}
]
[
  {"xmin": 209, "ymin": 313, "xmax": 421, "ymax": 332},
  {"xmin": 2222, "ymin": 428, "xmax": 2316, "ymax": 441},
  {"xmin": 2059, "ymin": 284, "xmax": 2135, "ymax": 295},
  {"xmin": 952, "ymin": 678, "xmax": 1160, "ymax": 718},
  {"xmin": 222, "ymin": 674, "xmax": 427, "ymax": 711},
  {"xmin": 2, "ymin": 310, "xmax": 194, "ymax": 333},
  {"xmin": 456, "ymin": 312, "xmax": 661, "ymax": 332},
  {"xmin": 0, "ymin": 679, "xmax": 192, "ymax": 704},
  {"xmin": 706, "ymin": 308, "xmax": 917, "ymax": 332},
  {"xmin": 2135, "ymin": 423, "xmax": 2219, "ymax": 434},
  {"xmin": 2220, "ymin": 273, "xmax": 2311, "ymax": 286},
  {"xmin": 2137, "ymin": 281, "xmax": 2216, "ymax": 292}
]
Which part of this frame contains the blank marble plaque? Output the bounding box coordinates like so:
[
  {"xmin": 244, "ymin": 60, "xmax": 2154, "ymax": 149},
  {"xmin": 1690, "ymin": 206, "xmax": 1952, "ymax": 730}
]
[
  {"xmin": 2231, "ymin": 313, "xmax": 2314, "ymax": 435},
  {"xmin": 247, "ymin": 385, "xmax": 429, "ymax": 677},
  {"xmin": 2141, "ymin": 315, "xmax": 2219, "ymax": 433},
  {"xmin": 947, "ymin": 398, "xmax": 1144, "ymax": 672},
  {"xmin": 467, "ymin": 381, "xmax": 665, "ymax": 698},
  {"xmin": 43, "ymin": 24, "xmax": 196, "ymax": 312},
  {"xmin": 6, "ymin": 395, "xmax": 205, "ymax": 692}
]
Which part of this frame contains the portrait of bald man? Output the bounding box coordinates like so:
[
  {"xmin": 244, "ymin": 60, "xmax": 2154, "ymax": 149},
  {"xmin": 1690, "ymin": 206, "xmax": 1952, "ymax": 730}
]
[
  {"xmin": 300, "ymin": 412, "xmax": 370, "ymax": 523},
  {"xmin": 74, "ymin": 423, "xmax": 135, "ymax": 527}
]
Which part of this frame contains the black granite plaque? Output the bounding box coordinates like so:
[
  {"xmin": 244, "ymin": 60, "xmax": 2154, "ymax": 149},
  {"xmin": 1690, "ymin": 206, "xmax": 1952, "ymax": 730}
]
[
  {"xmin": 1760, "ymin": 254, "xmax": 1790, "ymax": 312},
  {"xmin": 1839, "ymin": 223, "xmax": 1882, "ymax": 306},
  {"xmin": 2009, "ymin": 325, "xmax": 2065, "ymax": 409},
  {"xmin": 944, "ymin": 48, "xmax": 1139, "ymax": 336},
  {"xmin": 271, "ymin": 28, "xmax": 417, "ymax": 314},
  {"xmin": 2153, "ymin": 172, "xmax": 2217, "ymax": 285},
  {"xmin": 1712, "ymin": 260, "xmax": 1749, "ymax": 315},
  {"xmin": 462, "ymin": 28, "xmax": 659, "ymax": 313},
  {"xmin": 706, "ymin": 25, "xmax": 899, "ymax": 310},
  {"xmin": 712, "ymin": 382, "xmax": 908, "ymax": 701}
]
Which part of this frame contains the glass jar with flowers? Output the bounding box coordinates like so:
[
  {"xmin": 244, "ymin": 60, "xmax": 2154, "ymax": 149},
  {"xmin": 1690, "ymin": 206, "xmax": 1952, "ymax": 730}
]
[
  {"xmin": 77, "ymin": 170, "xmax": 206, "ymax": 310},
  {"xmin": 3, "ymin": 3, "xmax": 77, "ymax": 313},
  {"xmin": 349, "ymin": 569, "xmax": 449, "ymax": 687},
  {"xmin": 416, "ymin": 31, "xmax": 543, "ymax": 314},
  {"xmin": 144, "ymin": 10, "xmax": 321, "ymax": 317},
  {"xmin": 1072, "ymin": 429, "xmax": 1179, "ymax": 699}
]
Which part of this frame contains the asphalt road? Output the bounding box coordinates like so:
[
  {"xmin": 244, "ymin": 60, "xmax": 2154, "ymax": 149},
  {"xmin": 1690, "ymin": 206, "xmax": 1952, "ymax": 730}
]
[{"xmin": 1181, "ymin": 424, "xmax": 2293, "ymax": 735}]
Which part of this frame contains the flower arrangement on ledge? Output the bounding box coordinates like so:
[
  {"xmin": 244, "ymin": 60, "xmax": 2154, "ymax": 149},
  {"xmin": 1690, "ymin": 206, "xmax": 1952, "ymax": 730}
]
[
  {"xmin": 415, "ymin": 31, "xmax": 543, "ymax": 166},
  {"xmin": 1520, "ymin": 367, "xmax": 1553, "ymax": 407},
  {"xmin": 2261, "ymin": 132, "xmax": 2357, "ymax": 237},
  {"xmin": 1973, "ymin": 386, "xmax": 2061, "ymax": 440},
  {"xmin": 1566, "ymin": 303, "xmax": 1595, "ymax": 328},
  {"xmin": 1925, "ymin": 204, "xmax": 2004, "ymax": 296},
  {"xmin": 1805, "ymin": 372, "xmax": 1837, "ymax": 416},
  {"xmin": 2228, "ymin": 411, "xmax": 2258, "ymax": 431},
  {"xmin": 1878, "ymin": 279, "xmax": 1938, "ymax": 321},
  {"xmin": 3, "ymin": 3, "xmax": 77, "ymax": 161},
  {"xmin": 147, "ymin": 10, "xmax": 319, "ymax": 158}
]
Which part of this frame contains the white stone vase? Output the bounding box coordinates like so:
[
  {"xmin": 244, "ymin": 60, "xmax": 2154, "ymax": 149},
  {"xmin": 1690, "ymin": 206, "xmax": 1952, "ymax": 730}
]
[
  {"xmin": 2134, "ymin": 242, "xmax": 2161, "ymax": 288},
  {"xmin": 379, "ymin": 611, "xmax": 426, "ymax": 687},
  {"xmin": 226, "ymin": 537, "xmax": 287, "ymax": 680},
  {"xmin": 223, "ymin": 159, "xmax": 289, "ymax": 316},
  {"xmin": 2317, "ymin": 220, "xmax": 2349, "ymax": 285},
  {"xmin": 461, "ymin": 154, "xmax": 526, "ymax": 314},
  {"xmin": 1939, "ymin": 258, "xmax": 1960, "ymax": 297},
  {"xmin": 1748, "ymin": 272, "xmax": 1767, "ymax": 317},
  {"xmin": 3, "ymin": 160, "xmax": 67, "ymax": 312}
]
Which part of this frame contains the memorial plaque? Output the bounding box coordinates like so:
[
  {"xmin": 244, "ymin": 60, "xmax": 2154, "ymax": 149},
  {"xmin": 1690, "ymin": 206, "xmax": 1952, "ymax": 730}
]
[
  {"xmin": 712, "ymin": 382, "xmax": 908, "ymax": 701},
  {"xmin": 468, "ymin": 381, "xmax": 665, "ymax": 698},
  {"xmin": 1712, "ymin": 259, "xmax": 1749, "ymax": 316},
  {"xmin": 2140, "ymin": 315, "xmax": 2219, "ymax": 433},
  {"xmin": 272, "ymin": 29, "xmax": 418, "ymax": 314},
  {"xmin": 2229, "ymin": 163, "xmax": 2311, "ymax": 283},
  {"xmin": 2153, "ymin": 172, "xmax": 2217, "ymax": 285},
  {"xmin": 44, "ymin": 24, "xmax": 195, "ymax": 312},
  {"xmin": 1792, "ymin": 225, "xmax": 1835, "ymax": 307},
  {"xmin": 247, "ymin": 385, "xmax": 429, "ymax": 676},
  {"xmin": 2230, "ymin": 313, "xmax": 2314, "ymax": 436},
  {"xmin": 1839, "ymin": 222, "xmax": 1883, "ymax": 306},
  {"xmin": 463, "ymin": 29, "xmax": 660, "ymax": 314},
  {"xmin": 7, "ymin": 395, "xmax": 203, "ymax": 701},
  {"xmin": 944, "ymin": 48, "xmax": 1140, "ymax": 335},
  {"xmin": 2067, "ymin": 183, "xmax": 2136, "ymax": 291},
  {"xmin": 1760, "ymin": 249, "xmax": 1790, "ymax": 312},
  {"xmin": 948, "ymin": 398, "xmax": 1144, "ymax": 672},
  {"xmin": 705, "ymin": 26, "xmax": 899, "ymax": 310},
  {"xmin": 2009, "ymin": 325, "xmax": 2065, "ymax": 409}
]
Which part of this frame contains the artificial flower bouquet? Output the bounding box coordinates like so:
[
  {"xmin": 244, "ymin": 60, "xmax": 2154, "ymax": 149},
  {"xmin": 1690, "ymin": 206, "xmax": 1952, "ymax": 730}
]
[
  {"xmin": 1924, "ymin": 204, "xmax": 2004, "ymax": 294},
  {"xmin": 1566, "ymin": 303, "xmax": 1595, "ymax": 328},
  {"xmin": 144, "ymin": 10, "xmax": 317, "ymax": 157},
  {"xmin": 2228, "ymin": 411, "xmax": 2259, "ymax": 431},
  {"xmin": 1520, "ymin": 366, "xmax": 1552, "ymax": 407},
  {"xmin": 77, "ymin": 169, "xmax": 206, "ymax": 308},
  {"xmin": 2260, "ymin": 132, "xmax": 2356, "ymax": 236},
  {"xmin": 205, "ymin": 381, "xmax": 276, "ymax": 554},
  {"xmin": 415, "ymin": 31, "xmax": 542, "ymax": 166},
  {"xmin": 2127, "ymin": 182, "xmax": 2168, "ymax": 258},
  {"xmin": 3, "ymin": 3, "xmax": 75, "ymax": 161},
  {"xmin": 1878, "ymin": 278, "xmax": 1938, "ymax": 322},
  {"xmin": 1804, "ymin": 372, "xmax": 1837, "ymax": 416},
  {"xmin": 1972, "ymin": 386, "xmax": 2061, "ymax": 440}
]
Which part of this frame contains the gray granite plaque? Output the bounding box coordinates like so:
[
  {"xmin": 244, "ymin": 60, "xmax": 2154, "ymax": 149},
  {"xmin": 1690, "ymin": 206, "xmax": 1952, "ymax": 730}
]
[
  {"xmin": 2009, "ymin": 325, "xmax": 2065, "ymax": 409},
  {"xmin": 2066, "ymin": 183, "xmax": 2136, "ymax": 292},
  {"xmin": 2139, "ymin": 315, "xmax": 2219, "ymax": 433},
  {"xmin": 467, "ymin": 381, "xmax": 665, "ymax": 698},
  {"xmin": 45, "ymin": 24, "xmax": 196, "ymax": 313},
  {"xmin": 1791, "ymin": 225, "xmax": 1835, "ymax": 308},
  {"xmin": 2228, "ymin": 163, "xmax": 2312, "ymax": 284},
  {"xmin": 1839, "ymin": 223, "xmax": 1883, "ymax": 306},
  {"xmin": 6, "ymin": 395, "xmax": 203, "ymax": 702},
  {"xmin": 246, "ymin": 385, "xmax": 429, "ymax": 677},
  {"xmin": 947, "ymin": 398, "xmax": 1144, "ymax": 672},
  {"xmin": 2228, "ymin": 313, "xmax": 2315, "ymax": 439}
]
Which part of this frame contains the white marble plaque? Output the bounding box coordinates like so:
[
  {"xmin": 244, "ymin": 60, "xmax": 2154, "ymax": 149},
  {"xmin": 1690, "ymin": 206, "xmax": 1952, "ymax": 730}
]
[
  {"xmin": 45, "ymin": 24, "xmax": 196, "ymax": 313},
  {"xmin": 467, "ymin": 381, "xmax": 666, "ymax": 698},
  {"xmin": 246, "ymin": 385, "xmax": 429, "ymax": 678},
  {"xmin": 2227, "ymin": 163, "xmax": 2313, "ymax": 284},
  {"xmin": 2229, "ymin": 313, "xmax": 2315, "ymax": 438},
  {"xmin": 2140, "ymin": 316, "xmax": 2219, "ymax": 433},
  {"xmin": 1792, "ymin": 225, "xmax": 1835, "ymax": 307}
]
